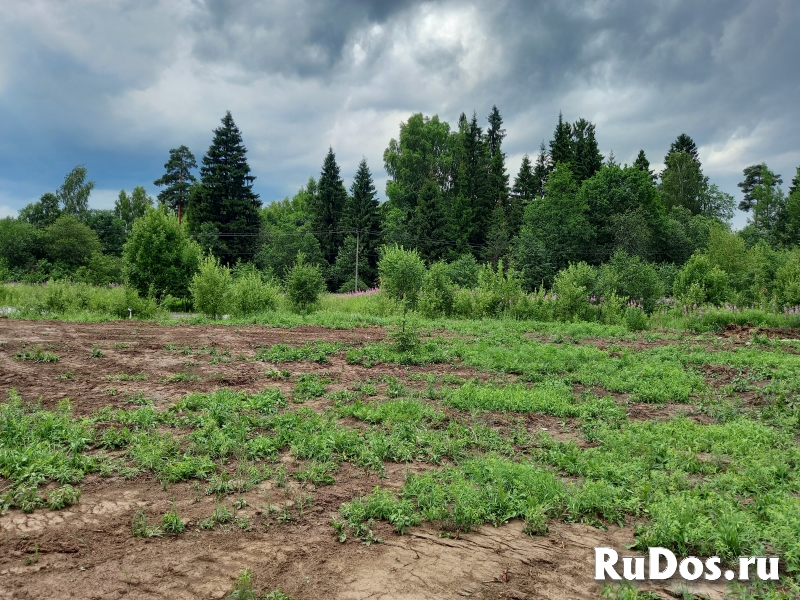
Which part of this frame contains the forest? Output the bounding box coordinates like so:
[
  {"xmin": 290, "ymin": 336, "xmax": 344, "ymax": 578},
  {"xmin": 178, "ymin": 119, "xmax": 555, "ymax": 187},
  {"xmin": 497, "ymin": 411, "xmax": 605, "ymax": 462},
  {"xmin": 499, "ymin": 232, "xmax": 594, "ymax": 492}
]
[{"xmin": 2, "ymin": 108, "xmax": 800, "ymax": 326}]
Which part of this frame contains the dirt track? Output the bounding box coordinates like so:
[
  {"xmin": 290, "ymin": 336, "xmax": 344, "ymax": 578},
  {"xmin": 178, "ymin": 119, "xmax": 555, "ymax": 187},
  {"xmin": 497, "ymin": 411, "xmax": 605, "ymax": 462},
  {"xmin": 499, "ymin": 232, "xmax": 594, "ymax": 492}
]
[{"xmin": 0, "ymin": 319, "xmax": 728, "ymax": 599}]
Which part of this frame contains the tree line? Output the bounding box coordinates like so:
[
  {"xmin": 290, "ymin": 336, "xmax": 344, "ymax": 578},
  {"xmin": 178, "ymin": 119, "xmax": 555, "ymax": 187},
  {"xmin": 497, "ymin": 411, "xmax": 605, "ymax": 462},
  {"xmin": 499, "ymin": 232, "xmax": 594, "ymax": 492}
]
[{"xmin": 2, "ymin": 108, "xmax": 799, "ymax": 304}]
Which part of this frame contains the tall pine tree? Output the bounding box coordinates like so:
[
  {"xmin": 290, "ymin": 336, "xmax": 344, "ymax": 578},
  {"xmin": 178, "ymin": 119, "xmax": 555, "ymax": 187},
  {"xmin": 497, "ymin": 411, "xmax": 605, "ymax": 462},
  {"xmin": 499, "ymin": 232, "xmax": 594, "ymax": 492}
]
[
  {"xmin": 153, "ymin": 145, "xmax": 197, "ymax": 224},
  {"xmin": 188, "ymin": 111, "xmax": 262, "ymax": 265},
  {"xmin": 308, "ymin": 147, "xmax": 348, "ymax": 265}
]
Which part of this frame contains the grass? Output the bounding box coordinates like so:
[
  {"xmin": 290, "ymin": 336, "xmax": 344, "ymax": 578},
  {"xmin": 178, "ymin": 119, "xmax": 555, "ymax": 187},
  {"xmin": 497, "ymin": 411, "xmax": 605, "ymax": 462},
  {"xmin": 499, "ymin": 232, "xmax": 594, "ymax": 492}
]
[{"xmin": 255, "ymin": 341, "xmax": 343, "ymax": 364}]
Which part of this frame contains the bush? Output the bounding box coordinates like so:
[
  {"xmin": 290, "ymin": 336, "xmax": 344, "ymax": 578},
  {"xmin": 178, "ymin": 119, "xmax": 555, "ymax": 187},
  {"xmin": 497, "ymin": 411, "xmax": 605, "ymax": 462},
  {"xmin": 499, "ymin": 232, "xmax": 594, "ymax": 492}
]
[
  {"xmin": 74, "ymin": 253, "xmax": 124, "ymax": 286},
  {"xmin": 774, "ymin": 250, "xmax": 800, "ymax": 308},
  {"xmin": 624, "ymin": 305, "xmax": 647, "ymax": 331},
  {"xmin": 286, "ymin": 253, "xmax": 325, "ymax": 311},
  {"xmin": 552, "ymin": 261, "xmax": 597, "ymax": 321},
  {"xmin": 123, "ymin": 208, "xmax": 202, "ymax": 301},
  {"xmin": 443, "ymin": 254, "xmax": 479, "ymax": 288},
  {"xmin": 228, "ymin": 265, "xmax": 280, "ymax": 316},
  {"xmin": 378, "ymin": 244, "xmax": 426, "ymax": 310},
  {"xmin": 191, "ymin": 254, "xmax": 232, "ymax": 319},
  {"xmin": 596, "ymin": 251, "xmax": 663, "ymax": 313},
  {"xmin": 43, "ymin": 215, "xmax": 102, "ymax": 269},
  {"xmin": 673, "ymin": 253, "xmax": 728, "ymax": 305},
  {"xmin": 418, "ymin": 262, "xmax": 455, "ymax": 318}
]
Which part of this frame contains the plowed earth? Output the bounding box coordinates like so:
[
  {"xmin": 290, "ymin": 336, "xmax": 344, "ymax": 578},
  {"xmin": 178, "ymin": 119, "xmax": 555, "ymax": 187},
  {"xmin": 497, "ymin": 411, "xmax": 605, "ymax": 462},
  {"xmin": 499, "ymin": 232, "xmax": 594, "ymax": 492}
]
[{"xmin": 0, "ymin": 320, "xmax": 727, "ymax": 599}]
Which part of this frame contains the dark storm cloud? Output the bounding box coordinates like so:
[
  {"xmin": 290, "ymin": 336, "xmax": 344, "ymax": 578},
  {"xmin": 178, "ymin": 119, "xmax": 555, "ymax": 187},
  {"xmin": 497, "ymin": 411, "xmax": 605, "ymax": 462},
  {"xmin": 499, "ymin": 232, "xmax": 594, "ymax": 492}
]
[
  {"xmin": 188, "ymin": 0, "xmax": 418, "ymax": 77},
  {"xmin": 0, "ymin": 0, "xmax": 798, "ymax": 228}
]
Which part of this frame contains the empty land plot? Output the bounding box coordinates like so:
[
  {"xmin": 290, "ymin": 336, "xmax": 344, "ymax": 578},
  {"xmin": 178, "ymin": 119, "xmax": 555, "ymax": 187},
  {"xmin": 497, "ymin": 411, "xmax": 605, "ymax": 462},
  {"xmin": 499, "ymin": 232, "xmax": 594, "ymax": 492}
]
[{"xmin": 1, "ymin": 319, "xmax": 798, "ymax": 599}]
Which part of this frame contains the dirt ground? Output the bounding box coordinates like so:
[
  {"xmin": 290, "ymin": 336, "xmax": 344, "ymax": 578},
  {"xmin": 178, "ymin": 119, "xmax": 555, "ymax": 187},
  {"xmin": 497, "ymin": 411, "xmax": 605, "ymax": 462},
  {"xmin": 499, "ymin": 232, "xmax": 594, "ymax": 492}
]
[{"xmin": 0, "ymin": 320, "xmax": 730, "ymax": 599}]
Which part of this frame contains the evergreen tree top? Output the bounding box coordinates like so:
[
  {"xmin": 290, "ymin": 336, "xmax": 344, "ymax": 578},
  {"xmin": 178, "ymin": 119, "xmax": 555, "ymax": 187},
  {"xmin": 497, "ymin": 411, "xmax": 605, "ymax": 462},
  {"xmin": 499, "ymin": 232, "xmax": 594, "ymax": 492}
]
[
  {"xmin": 486, "ymin": 105, "xmax": 506, "ymax": 156},
  {"xmin": 790, "ymin": 166, "xmax": 800, "ymax": 196},
  {"xmin": 200, "ymin": 111, "xmax": 258, "ymax": 198},
  {"xmin": 549, "ymin": 111, "xmax": 572, "ymax": 167},
  {"xmin": 665, "ymin": 133, "xmax": 700, "ymax": 166}
]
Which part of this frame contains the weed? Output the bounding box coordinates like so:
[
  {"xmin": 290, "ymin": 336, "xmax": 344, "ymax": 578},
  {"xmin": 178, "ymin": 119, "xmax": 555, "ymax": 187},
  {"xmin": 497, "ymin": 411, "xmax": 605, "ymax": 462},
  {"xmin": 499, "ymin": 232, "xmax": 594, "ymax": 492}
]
[
  {"xmin": 131, "ymin": 509, "xmax": 163, "ymax": 538},
  {"xmin": 47, "ymin": 485, "xmax": 81, "ymax": 510},
  {"xmin": 263, "ymin": 591, "xmax": 293, "ymax": 600},
  {"xmin": 23, "ymin": 544, "xmax": 39, "ymax": 566},
  {"xmin": 161, "ymin": 372, "xmax": 199, "ymax": 383},
  {"xmin": 255, "ymin": 341, "xmax": 342, "ymax": 364},
  {"xmin": 291, "ymin": 374, "xmax": 329, "ymax": 402},
  {"xmin": 331, "ymin": 518, "xmax": 347, "ymax": 542},
  {"xmin": 55, "ymin": 371, "xmax": 74, "ymax": 380},
  {"xmin": 90, "ymin": 345, "xmax": 105, "ymax": 358},
  {"xmin": 199, "ymin": 504, "xmax": 235, "ymax": 530},
  {"xmin": 295, "ymin": 461, "xmax": 337, "ymax": 486},
  {"xmin": 600, "ymin": 583, "xmax": 660, "ymax": 599},
  {"xmin": 113, "ymin": 343, "xmax": 130, "ymax": 349},
  {"xmin": 265, "ymin": 369, "xmax": 291, "ymax": 379},
  {"xmin": 228, "ymin": 569, "xmax": 258, "ymax": 600},
  {"xmin": 161, "ymin": 503, "xmax": 185, "ymax": 534},
  {"xmin": 13, "ymin": 346, "xmax": 59, "ymax": 363}
]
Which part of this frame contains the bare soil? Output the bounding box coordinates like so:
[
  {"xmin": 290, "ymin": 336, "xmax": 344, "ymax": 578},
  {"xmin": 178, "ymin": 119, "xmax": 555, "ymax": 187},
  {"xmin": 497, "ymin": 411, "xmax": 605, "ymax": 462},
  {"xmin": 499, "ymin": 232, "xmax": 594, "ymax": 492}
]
[{"xmin": 0, "ymin": 320, "xmax": 729, "ymax": 599}]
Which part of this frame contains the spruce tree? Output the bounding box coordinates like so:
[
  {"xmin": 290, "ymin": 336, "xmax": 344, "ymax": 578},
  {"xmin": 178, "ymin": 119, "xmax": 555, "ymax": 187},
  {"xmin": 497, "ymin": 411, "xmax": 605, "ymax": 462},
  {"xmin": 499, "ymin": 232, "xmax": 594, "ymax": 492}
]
[
  {"xmin": 483, "ymin": 202, "xmax": 509, "ymax": 267},
  {"xmin": 665, "ymin": 133, "xmax": 701, "ymax": 166},
  {"xmin": 188, "ymin": 111, "xmax": 262, "ymax": 265},
  {"xmin": 571, "ymin": 118, "xmax": 603, "ymax": 184},
  {"xmin": 549, "ymin": 112, "xmax": 573, "ymax": 168},
  {"xmin": 342, "ymin": 158, "xmax": 380, "ymax": 236},
  {"xmin": 341, "ymin": 158, "xmax": 381, "ymax": 274},
  {"xmin": 634, "ymin": 149, "xmax": 656, "ymax": 182},
  {"xmin": 509, "ymin": 154, "xmax": 536, "ymax": 238},
  {"xmin": 308, "ymin": 147, "xmax": 348, "ymax": 265},
  {"xmin": 532, "ymin": 141, "xmax": 550, "ymax": 199},
  {"xmin": 462, "ymin": 112, "xmax": 490, "ymax": 247},
  {"xmin": 153, "ymin": 145, "xmax": 197, "ymax": 224},
  {"xmin": 411, "ymin": 179, "xmax": 447, "ymax": 261},
  {"xmin": 485, "ymin": 105, "xmax": 510, "ymax": 239},
  {"xmin": 789, "ymin": 166, "xmax": 800, "ymax": 197}
]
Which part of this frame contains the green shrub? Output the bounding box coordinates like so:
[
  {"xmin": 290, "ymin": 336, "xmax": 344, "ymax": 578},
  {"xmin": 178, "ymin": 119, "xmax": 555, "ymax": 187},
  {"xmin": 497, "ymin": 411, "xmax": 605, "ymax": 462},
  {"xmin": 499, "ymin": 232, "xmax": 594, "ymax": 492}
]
[
  {"xmin": 596, "ymin": 250, "xmax": 664, "ymax": 313},
  {"xmin": 378, "ymin": 244, "xmax": 426, "ymax": 310},
  {"xmin": 229, "ymin": 265, "xmax": 280, "ymax": 315},
  {"xmin": 443, "ymin": 254, "xmax": 479, "ymax": 288},
  {"xmin": 286, "ymin": 253, "xmax": 325, "ymax": 311},
  {"xmin": 418, "ymin": 262, "xmax": 455, "ymax": 318},
  {"xmin": 123, "ymin": 208, "xmax": 202, "ymax": 301},
  {"xmin": 673, "ymin": 253, "xmax": 728, "ymax": 305},
  {"xmin": 775, "ymin": 250, "xmax": 800, "ymax": 307},
  {"xmin": 473, "ymin": 260, "xmax": 526, "ymax": 317},
  {"xmin": 191, "ymin": 254, "xmax": 232, "ymax": 319},
  {"xmin": 599, "ymin": 292, "xmax": 625, "ymax": 325},
  {"xmin": 624, "ymin": 305, "xmax": 647, "ymax": 331},
  {"xmin": 552, "ymin": 261, "xmax": 597, "ymax": 321}
]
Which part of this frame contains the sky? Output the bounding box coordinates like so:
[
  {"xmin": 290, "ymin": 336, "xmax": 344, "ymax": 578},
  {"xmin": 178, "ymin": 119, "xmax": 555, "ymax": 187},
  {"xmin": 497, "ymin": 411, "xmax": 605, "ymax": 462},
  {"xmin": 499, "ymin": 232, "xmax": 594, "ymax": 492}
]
[{"xmin": 1, "ymin": 0, "xmax": 798, "ymax": 230}]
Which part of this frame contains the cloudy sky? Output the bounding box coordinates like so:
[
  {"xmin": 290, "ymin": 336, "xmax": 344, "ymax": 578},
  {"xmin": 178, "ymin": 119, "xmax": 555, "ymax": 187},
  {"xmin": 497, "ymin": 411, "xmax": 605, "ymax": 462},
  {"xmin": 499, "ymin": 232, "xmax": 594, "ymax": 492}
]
[{"xmin": 1, "ymin": 0, "xmax": 798, "ymax": 229}]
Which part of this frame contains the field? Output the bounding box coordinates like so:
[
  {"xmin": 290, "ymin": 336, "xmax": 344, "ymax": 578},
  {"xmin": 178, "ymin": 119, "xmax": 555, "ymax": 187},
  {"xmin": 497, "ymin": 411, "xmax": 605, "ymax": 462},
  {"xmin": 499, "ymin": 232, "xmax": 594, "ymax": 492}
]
[{"xmin": 1, "ymin": 316, "xmax": 799, "ymax": 599}]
